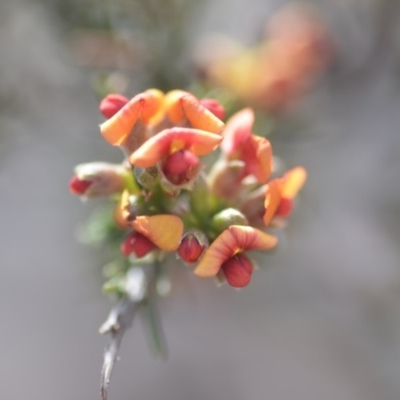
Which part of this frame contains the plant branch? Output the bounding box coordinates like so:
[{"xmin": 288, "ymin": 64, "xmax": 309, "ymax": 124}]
[{"xmin": 99, "ymin": 267, "xmax": 149, "ymax": 400}]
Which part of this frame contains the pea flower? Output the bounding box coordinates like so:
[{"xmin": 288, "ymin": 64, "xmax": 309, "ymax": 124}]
[
  {"xmin": 194, "ymin": 225, "xmax": 277, "ymax": 287},
  {"xmin": 209, "ymin": 108, "xmax": 272, "ymax": 201}
]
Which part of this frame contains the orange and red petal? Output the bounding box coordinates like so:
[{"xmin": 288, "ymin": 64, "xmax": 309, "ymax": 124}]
[
  {"xmin": 242, "ymin": 135, "xmax": 273, "ymax": 183},
  {"xmin": 194, "ymin": 225, "xmax": 277, "ymax": 278},
  {"xmin": 221, "ymin": 108, "xmax": 254, "ymax": 155},
  {"xmin": 129, "ymin": 127, "xmax": 223, "ymax": 168},
  {"xmin": 132, "ymin": 215, "xmax": 184, "ymax": 252},
  {"xmin": 281, "ymin": 166, "xmax": 307, "ymax": 199},
  {"xmin": 100, "ymin": 89, "xmax": 164, "ymax": 146},
  {"xmin": 263, "ymin": 179, "xmax": 283, "ymax": 226}
]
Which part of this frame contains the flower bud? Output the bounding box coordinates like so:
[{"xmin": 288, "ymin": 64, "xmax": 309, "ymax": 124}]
[
  {"xmin": 199, "ymin": 98, "xmax": 226, "ymax": 120},
  {"xmin": 208, "ymin": 159, "xmax": 245, "ymax": 199},
  {"xmin": 212, "ymin": 208, "xmax": 248, "ymax": 234},
  {"xmin": 177, "ymin": 230, "xmax": 208, "ymax": 263},
  {"xmin": 99, "ymin": 94, "xmax": 129, "ymax": 119},
  {"xmin": 120, "ymin": 231, "xmax": 156, "ymax": 258},
  {"xmin": 70, "ymin": 162, "xmax": 128, "ymax": 198},
  {"xmin": 275, "ymin": 197, "xmax": 293, "ymax": 217},
  {"xmin": 161, "ymin": 150, "xmax": 200, "ymax": 186},
  {"xmin": 221, "ymin": 253, "xmax": 253, "ymax": 288}
]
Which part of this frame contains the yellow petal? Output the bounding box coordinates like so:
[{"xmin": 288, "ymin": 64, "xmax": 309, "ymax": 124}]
[
  {"xmin": 281, "ymin": 166, "xmax": 307, "ymax": 199},
  {"xmin": 194, "ymin": 225, "xmax": 277, "ymax": 278},
  {"xmin": 263, "ymin": 179, "xmax": 282, "ymax": 226},
  {"xmin": 132, "ymin": 215, "xmax": 184, "ymax": 251},
  {"xmin": 129, "ymin": 127, "xmax": 223, "ymax": 168},
  {"xmin": 100, "ymin": 89, "xmax": 164, "ymax": 146}
]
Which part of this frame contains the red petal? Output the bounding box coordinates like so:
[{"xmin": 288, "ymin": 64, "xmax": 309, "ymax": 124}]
[
  {"xmin": 221, "ymin": 108, "xmax": 254, "ymax": 155},
  {"xmin": 221, "ymin": 253, "xmax": 253, "ymax": 287},
  {"xmin": 242, "ymin": 135, "xmax": 273, "ymax": 183}
]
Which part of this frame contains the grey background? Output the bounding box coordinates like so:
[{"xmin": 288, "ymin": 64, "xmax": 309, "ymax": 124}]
[{"xmin": 1, "ymin": 0, "xmax": 400, "ymax": 399}]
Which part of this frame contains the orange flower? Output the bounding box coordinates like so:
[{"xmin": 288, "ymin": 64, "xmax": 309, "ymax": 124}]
[
  {"xmin": 221, "ymin": 108, "xmax": 272, "ymax": 183},
  {"xmin": 194, "ymin": 225, "xmax": 277, "ymax": 287},
  {"xmin": 263, "ymin": 166, "xmax": 307, "ymax": 226}
]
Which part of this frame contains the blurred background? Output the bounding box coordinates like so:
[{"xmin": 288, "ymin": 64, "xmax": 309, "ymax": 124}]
[{"xmin": 2, "ymin": 0, "xmax": 400, "ymax": 399}]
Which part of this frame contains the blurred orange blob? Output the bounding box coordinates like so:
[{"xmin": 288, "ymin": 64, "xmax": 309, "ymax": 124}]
[{"xmin": 198, "ymin": 3, "xmax": 333, "ymax": 112}]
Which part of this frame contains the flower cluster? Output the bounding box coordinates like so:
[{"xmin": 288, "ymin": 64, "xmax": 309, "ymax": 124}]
[{"xmin": 70, "ymin": 89, "xmax": 306, "ymax": 288}]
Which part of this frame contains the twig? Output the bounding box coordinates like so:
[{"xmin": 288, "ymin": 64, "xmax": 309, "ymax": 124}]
[{"xmin": 99, "ymin": 267, "xmax": 149, "ymax": 400}]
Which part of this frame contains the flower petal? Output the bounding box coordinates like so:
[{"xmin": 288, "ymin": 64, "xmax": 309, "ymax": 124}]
[
  {"xmin": 221, "ymin": 108, "xmax": 253, "ymax": 155},
  {"xmin": 194, "ymin": 225, "xmax": 277, "ymax": 277},
  {"xmin": 164, "ymin": 90, "xmax": 188, "ymax": 123},
  {"xmin": 242, "ymin": 135, "xmax": 273, "ymax": 183},
  {"xmin": 129, "ymin": 127, "xmax": 223, "ymax": 168},
  {"xmin": 165, "ymin": 91, "xmax": 224, "ymax": 134},
  {"xmin": 132, "ymin": 215, "xmax": 184, "ymax": 251},
  {"xmin": 281, "ymin": 166, "xmax": 307, "ymax": 199},
  {"xmin": 263, "ymin": 179, "xmax": 282, "ymax": 226},
  {"xmin": 100, "ymin": 89, "xmax": 164, "ymax": 146}
]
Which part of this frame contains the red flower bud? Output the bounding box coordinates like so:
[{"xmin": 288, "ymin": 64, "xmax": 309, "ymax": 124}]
[
  {"xmin": 178, "ymin": 233, "xmax": 206, "ymax": 263},
  {"xmin": 120, "ymin": 231, "xmax": 156, "ymax": 258},
  {"xmin": 162, "ymin": 150, "xmax": 200, "ymax": 185},
  {"xmin": 69, "ymin": 175, "xmax": 93, "ymax": 195},
  {"xmin": 199, "ymin": 98, "xmax": 226, "ymax": 120},
  {"xmin": 221, "ymin": 253, "xmax": 253, "ymax": 288},
  {"xmin": 99, "ymin": 94, "xmax": 129, "ymax": 119},
  {"xmin": 275, "ymin": 197, "xmax": 293, "ymax": 217}
]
